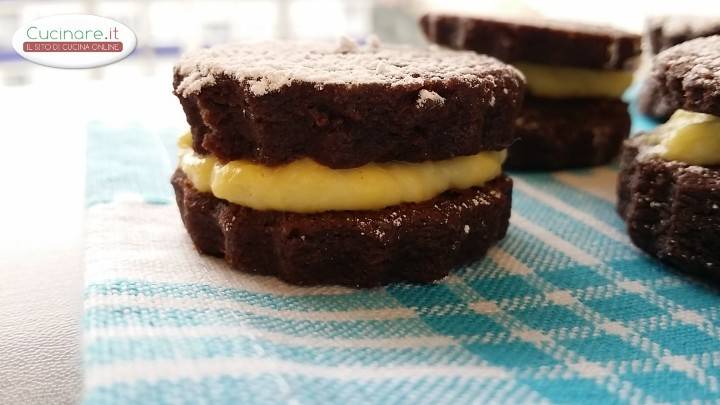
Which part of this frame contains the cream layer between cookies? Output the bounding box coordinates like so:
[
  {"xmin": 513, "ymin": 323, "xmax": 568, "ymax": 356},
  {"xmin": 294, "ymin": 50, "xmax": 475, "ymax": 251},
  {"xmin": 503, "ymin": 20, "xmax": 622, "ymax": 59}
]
[
  {"xmin": 177, "ymin": 132, "xmax": 506, "ymax": 213},
  {"xmin": 638, "ymin": 109, "xmax": 720, "ymax": 165},
  {"xmin": 515, "ymin": 62, "xmax": 634, "ymax": 98}
]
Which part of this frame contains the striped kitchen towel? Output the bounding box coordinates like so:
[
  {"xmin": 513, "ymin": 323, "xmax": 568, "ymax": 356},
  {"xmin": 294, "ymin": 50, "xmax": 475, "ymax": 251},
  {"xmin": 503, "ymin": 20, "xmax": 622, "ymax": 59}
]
[{"xmin": 83, "ymin": 110, "xmax": 720, "ymax": 404}]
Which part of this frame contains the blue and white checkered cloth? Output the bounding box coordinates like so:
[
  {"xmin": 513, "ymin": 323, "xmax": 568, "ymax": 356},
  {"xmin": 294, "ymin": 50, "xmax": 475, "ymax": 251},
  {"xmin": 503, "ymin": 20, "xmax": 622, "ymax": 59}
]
[{"xmin": 82, "ymin": 100, "xmax": 720, "ymax": 404}]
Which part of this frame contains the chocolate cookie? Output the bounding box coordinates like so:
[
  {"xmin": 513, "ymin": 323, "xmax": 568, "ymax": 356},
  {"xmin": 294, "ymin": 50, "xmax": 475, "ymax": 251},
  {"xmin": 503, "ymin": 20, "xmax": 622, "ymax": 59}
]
[
  {"xmin": 419, "ymin": 14, "xmax": 641, "ymax": 69},
  {"xmin": 637, "ymin": 77, "xmax": 676, "ymax": 120},
  {"xmin": 173, "ymin": 41, "xmax": 524, "ymax": 168},
  {"xmin": 172, "ymin": 170, "xmax": 512, "ymax": 287},
  {"xmin": 505, "ymin": 97, "xmax": 630, "ymax": 170},
  {"xmin": 618, "ymin": 136, "xmax": 720, "ymax": 276},
  {"xmin": 646, "ymin": 15, "xmax": 720, "ymax": 54},
  {"xmin": 638, "ymin": 36, "xmax": 720, "ymax": 119}
]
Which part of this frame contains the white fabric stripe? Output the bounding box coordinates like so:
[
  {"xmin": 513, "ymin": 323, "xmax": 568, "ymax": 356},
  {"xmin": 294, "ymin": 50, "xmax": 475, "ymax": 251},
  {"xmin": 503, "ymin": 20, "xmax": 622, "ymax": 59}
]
[
  {"xmin": 85, "ymin": 325, "xmax": 456, "ymax": 349},
  {"xmin": 84, "ymin": 258, "xmax": 357, "ymax": 297},
  {"xmin": 445, "ymin": 274, "xmax": 649, "ymax": 403},
  {"xmin": 86, "ymin": 358, "xmax": 512, "ymax": 389},
  {"xmin": 83, "ymin": 316, "xmax": 669, "ymax": 347},
  {"xmin": 553, "ymin": 167, "xmax": 618, "ymax": 204},
  {"xmin": 513, "ymin": 209, "xmax": 719, "ymax": 392},
  {"xmin": 490, "ymin": 381, "xmax": 551, "ymax": 405},
  {"xmin": 513, "ymin": 178, "xmax": 629, "ymax": 244},
  {"xmin": 85, "ymin": 294, "xmax": 417, "ymax": 321},
  {"xmin": 85, "ymin": 203, "xmax": 356, "ymax": 297},
  {"xmin": 584, "ymin": 354, "xmax": 720, "ymax": 376},
  {"xmin": 511, "ymin": 213, "xmax": 601, "ymax": 266},
  {"xmin": 625, "ymin": 308, "xmax": 720, "ymax": 333}
]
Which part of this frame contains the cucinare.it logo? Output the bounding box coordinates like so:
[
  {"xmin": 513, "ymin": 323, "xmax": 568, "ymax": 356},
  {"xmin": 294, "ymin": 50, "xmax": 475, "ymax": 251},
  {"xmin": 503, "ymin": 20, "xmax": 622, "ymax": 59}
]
[{"xmin": 12, "ymin": 14, "xmax": 137, "ymax": 68}]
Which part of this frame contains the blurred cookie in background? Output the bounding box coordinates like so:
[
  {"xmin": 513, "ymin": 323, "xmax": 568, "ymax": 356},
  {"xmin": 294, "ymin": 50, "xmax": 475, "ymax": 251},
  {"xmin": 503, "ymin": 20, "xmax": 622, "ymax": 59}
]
[
  {"xmin": 420, "ymin": 13, "xmax": 641, "ymax": 170},
  {"xmin": 646, "ymin": 15, "xmax": 720, "ymax": 55}
]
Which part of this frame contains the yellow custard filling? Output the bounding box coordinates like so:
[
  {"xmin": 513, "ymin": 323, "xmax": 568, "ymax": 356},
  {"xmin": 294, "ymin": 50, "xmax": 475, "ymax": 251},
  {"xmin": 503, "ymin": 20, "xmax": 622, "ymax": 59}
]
[
  {"xmin": 177, "ymin": 133, "xmax": 506, "ymax": 213},
  {"xmin": 515, "ymin": 62, "xmax": 634, "ymax": 99},
  {"xmin": 642, "ymin": 109, "xmax": 720, "ymax": 165}
]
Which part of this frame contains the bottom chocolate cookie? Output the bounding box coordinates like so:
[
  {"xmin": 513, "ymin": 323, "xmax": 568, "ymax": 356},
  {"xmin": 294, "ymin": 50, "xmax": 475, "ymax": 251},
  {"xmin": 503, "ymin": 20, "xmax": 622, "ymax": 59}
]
[
  {"xmin": 506, "ymin": 96, "xmax": 630, "ymax": 170},
  {"xmin": 171, "ymin": 170, "xmax": 512, "ymax": 287},
  {"xmin": 618, "ymin": 136, "xmax": 720, "ymax": 277}
]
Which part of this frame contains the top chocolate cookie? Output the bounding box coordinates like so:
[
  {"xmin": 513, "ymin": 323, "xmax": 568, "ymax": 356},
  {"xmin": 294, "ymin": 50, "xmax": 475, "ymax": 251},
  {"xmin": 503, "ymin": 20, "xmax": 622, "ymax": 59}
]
[
  {"xmin": 173, "ymin": 39, "xmax": 525, "ymax": 168},
  {"xmin": 420, "ymin": 14, "xmax": 641, "ymax": 70},
  {"xmin": 642, "ymin": 35, "xmax": 720, "ymax": 117},
  {"xmin": 646, "ymin": 15, "xmax": 720, "ymax": 54}
]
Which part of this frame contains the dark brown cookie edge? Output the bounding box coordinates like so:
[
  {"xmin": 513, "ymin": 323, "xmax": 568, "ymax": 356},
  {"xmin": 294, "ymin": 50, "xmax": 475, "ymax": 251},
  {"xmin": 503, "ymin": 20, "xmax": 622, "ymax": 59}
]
[
  {"xmin": 420, "ymin": 14, "xmax": 641, "ymax": 70},
  {"xmin": 173, "ymin": 67, "xmax": 524, "ymax": 168},
  {"xmin": 171, "ymin": 170, "xmax": 513, "ymax": 287},
  {"xmin": 641, "ymin": 36, "xmax": 720, "ymax": 117},
  {"xmin": 617, "ymin": 137, "xmax": 720, "ymax": 277},
  {"xmin": 505, "ymin": 97, "xmax": 630, "ymax": 170}
]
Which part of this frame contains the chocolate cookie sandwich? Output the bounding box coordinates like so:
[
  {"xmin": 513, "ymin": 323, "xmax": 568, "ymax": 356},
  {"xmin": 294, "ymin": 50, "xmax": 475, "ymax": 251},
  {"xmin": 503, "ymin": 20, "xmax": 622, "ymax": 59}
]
[
  {"xmin": 171, "ymin": 39, "xmax": 525, "ymax": 287},
  {"xmin": 618, "ymin": 36, "xmax": 720, "ymax": 276},
  {"xmin": 420, "ymin": 14, "xmax": 641, "ymax": 170},
  {"xmin": 639, "ymin": 18, "xmax": 720, "ymax": 119}
]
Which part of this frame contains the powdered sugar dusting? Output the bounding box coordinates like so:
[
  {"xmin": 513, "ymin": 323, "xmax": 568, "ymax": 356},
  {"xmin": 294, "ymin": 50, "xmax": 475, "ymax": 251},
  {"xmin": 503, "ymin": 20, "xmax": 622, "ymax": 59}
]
[
  {"xmin": 336, "ymin": 36, "xmax": 359, "ymax": 53},
  {"xmin": 649, "ymin": 15, "xmax": 720, "ymax": 41},
  {"xmin": 657, "ymin": 35, "xmax": 720, "ymax": 94},
  {"xmin": 178, "ymin": 71, "xmax": 216, "ymax": 97},
  {"xmin": 416, "ymin": 89, "xmax": 445, "ymax": 108},
  {"xmin": 174, "ymin": 38, "xmax": 521, "ymax": 98},
  {"xmin": 366, "ymin": 34, "xmax": 381, "ymax": 50}
]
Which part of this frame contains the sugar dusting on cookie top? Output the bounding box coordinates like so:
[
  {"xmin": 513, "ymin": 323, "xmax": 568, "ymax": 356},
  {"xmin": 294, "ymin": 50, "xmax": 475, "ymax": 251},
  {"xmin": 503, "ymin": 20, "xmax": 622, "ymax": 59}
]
[
  {"xmin": 173, "ymin": 36, "xmax": 523, "ymax": 98},
  {"xmin": 648, "ymin": 15, "xmax": 720, "ymax": 39},
  {"xmin": 658, "ymin": 35, "xmax": 720, "ymax": 91}
]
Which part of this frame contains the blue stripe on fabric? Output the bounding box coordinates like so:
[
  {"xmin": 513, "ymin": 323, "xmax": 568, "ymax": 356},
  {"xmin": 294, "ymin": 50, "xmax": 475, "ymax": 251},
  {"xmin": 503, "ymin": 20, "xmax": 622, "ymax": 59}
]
[
  {"xmin": 582, "ymin": 293, "xmax": 665, "ymax": 322},
  {"xmin": 646, "ymin": 324, "xmax": 720, "ymax": 355},
  {"xmin": 84, "ymin": 375, "xmax": 522, "ymax": 405},
  {"xmin": 654, "ymin": 283, "xmax": 720, "ymax": 313},
  {"xmin": 86, "ymin": 122, "xmax": 178, "ymax": 206},
  {"xmin": 560, "ymin": 334, "xmax": 646, "ymax": 362},
  {"xmin": 510, "ymin": 304, "xmax": 590, "ymax": 332},
  {"xmin": 625, "ymin": 369, "xmax": 717, "ymax": 402},
  {"xmin": 540, "ymin": 264, "xmax": 611, "ymax": 289},
  {"xmin": 462, "ymin": 268, "xmax": 545, "ymax": 301},
  {"xmin": 605, "ymin": 257, "xmax": 674, "ymax": 282},
  {"xmin": 84, "ymin": 307, "xmax": 434, "ymax": 339},
  {"xmin": 85, "ymin": 336, "xmax": 476, "ymax": 368},
  {"xmin": 85, "ymin": 375, "xmax": 287, "ymax": 405},
  {"xmin": 516, "ymin": 376, "xmax": 620, "ymax": 405}
]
